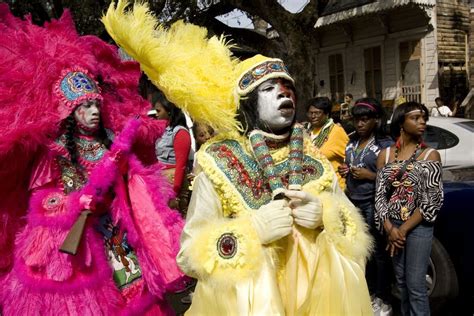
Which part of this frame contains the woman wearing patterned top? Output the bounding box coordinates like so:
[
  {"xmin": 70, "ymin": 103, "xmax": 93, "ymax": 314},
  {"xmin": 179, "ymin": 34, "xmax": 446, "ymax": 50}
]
[{"xmin": 375, "ymin": 102, "xmax": 443, "ymax": 316}]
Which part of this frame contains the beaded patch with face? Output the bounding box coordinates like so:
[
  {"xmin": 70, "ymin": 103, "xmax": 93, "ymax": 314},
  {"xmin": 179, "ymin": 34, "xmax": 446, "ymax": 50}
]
[{"xmin": 217, "ymin": 233, "xmax": 238, "ymax": 259}]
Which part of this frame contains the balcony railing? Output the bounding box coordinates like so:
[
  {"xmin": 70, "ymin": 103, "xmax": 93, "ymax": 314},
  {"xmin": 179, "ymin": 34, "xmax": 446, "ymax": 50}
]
[{"xmin": 402, "ymin": 84, "xmax": 421, "ymax": 103}]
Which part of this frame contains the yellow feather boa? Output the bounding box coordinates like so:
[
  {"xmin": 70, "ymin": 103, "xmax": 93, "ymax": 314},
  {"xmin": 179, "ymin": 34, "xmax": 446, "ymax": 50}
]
[{"xmin": 102, "ymin": 0, "xmax": 240, "ymax": 132}]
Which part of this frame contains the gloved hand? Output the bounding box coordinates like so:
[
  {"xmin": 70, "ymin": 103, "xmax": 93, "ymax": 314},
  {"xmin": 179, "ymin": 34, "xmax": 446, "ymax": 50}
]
[
  {"xmin": 79, "ymin": 194, "xmax": 96, "ymax": 212},
  {"xmin": 285, "ymin": 190, "xmax": 323, "ymax": 229},
  {"xmin": 251, "ymin": 199, "xmax": 293, "ymax": 244}
]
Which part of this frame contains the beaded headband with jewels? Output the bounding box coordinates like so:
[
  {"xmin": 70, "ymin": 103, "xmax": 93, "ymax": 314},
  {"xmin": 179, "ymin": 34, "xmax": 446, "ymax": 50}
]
[
  {"xmin": 235, "ymin": 55, "xmax": 294, "ymax": 97},
  {"xmin": 54, "ymin": 67, "xmax": 103, "ymax": 117}
]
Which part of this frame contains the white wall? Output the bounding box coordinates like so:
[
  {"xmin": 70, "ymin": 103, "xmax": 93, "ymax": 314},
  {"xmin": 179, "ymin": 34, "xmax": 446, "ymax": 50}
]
[{"xmin": 314, "ymin": 6, "xmax": 439, "ymax": 107}]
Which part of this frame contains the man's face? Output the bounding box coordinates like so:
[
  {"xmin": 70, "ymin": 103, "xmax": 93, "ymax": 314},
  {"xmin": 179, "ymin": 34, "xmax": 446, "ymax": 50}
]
[
  {"xmin": 74, "ymin": 99, "xmax": 100, "ymax": 130},
  {"xmin": 344, "ymin": 95, "xmax": 352, "ymax": 104},
  {"xmin": 256, "ymin": 78, "xmax": 296, "ymax": 132}
]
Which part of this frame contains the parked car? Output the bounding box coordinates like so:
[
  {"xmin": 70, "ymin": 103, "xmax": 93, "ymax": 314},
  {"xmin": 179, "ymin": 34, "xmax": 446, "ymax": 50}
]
[
  {"xmin": 423, "ymin": 117, "xmax": 474, "ymax": 169},
  {"xmin": 427, "ymin": 176, "xmax": 474, "ymax": 315}
]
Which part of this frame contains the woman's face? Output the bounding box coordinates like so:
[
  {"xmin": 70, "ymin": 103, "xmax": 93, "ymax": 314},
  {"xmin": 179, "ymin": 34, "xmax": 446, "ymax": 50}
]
[
  {"xmin": 154, "ymin": 102, "xmax": 169, "ymax": 120},
  {"xmin": 402, "ymin": 109, "xmax": 427, "ymax": 137},
  {"xmin": 353, "ymin": 115, "xmax": 377, "ymax": 138},
  {"xmin": 195, "ymin": 124, "xmax": 214, "ymax": 146},
  {"xmin": 74, "ymin": 99, "xmax": 101, "ymax": 130},
  {"xmin": 306, "ymin": 105, "xmax": 328, "ymax": 128}
]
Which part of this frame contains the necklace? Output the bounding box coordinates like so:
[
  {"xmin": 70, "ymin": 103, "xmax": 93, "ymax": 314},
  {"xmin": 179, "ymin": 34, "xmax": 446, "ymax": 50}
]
[
  {"xmin": 394, "ymin": 141, "xmax": 421, "ymax": 162},
  {"xmin": 249, "ymin": 124, "xmax": 304, "ymax": 198},
  {"xmin": 391, "ymin": 139, "xmax": 423, "ymax": 220},
  {"xmin": 349, "ymin": 136, "xmax": 375, "ymax": 168}
]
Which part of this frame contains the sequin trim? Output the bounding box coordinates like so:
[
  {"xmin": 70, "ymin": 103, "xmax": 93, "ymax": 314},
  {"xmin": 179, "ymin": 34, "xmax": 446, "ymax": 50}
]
[
  {"xmin": 57, "ymin": 156, "xmax": 88, "ymax": 194},
  {"xmin": 205, "ymin": 139, "xmax": 324, "ymax": 209},
  {"xmin": 41, "ymin": 192, "xmax": 66, "ymax": 216}
]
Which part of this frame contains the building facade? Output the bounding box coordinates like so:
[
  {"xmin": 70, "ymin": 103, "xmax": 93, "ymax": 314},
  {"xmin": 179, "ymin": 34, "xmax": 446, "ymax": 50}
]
[{"xmin": 313, "ymin": 0, "xmax": 470, "ymax": 113}]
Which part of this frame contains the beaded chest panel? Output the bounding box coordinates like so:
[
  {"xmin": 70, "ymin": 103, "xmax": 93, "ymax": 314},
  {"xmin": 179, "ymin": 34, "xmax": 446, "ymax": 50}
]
[{"xmin": 205, "ymin": 139, "xmax": 324, "ymax": 209}]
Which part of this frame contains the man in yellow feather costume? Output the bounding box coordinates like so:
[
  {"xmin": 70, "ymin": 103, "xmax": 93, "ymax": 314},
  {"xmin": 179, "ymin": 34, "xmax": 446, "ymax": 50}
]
[{"xmin": 102, "ymin": 2, "xmax": 372, "ymax": 314}]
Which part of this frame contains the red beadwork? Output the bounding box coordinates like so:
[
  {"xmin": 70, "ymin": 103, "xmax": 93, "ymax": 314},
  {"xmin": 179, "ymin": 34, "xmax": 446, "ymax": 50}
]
[
  {"xmin": 217, "ymin": 233, "xmax": 237, "ymax": 259},
  {"xmin": 213, "ymin": 143, "xmax": 314, "ymax": 198}
]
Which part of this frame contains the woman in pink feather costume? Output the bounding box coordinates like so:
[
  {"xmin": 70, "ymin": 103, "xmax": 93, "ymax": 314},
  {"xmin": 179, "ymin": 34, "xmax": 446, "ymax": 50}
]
[{"xmin": 0, "ymin": 5, "xmax": 185, "ymax": 315}]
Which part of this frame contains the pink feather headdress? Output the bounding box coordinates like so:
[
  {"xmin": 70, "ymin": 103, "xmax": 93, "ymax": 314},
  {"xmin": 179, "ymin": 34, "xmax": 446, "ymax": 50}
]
[{"xmin": 0, "ymin": 4, "xmax": 164, "ymax": 194}]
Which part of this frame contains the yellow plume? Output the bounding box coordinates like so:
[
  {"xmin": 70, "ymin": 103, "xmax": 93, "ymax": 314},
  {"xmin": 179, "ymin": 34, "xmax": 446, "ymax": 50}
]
[{"xmin": 102, "ymin": 0, "xmax": 240, "ymax": 131}]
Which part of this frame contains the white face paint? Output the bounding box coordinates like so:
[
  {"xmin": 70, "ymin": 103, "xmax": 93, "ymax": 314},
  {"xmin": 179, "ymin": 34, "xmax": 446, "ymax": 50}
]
[
  {"xmin": 74, "ymin": 99, "xmax": 101, "ymax": 130},
  {"xmin": 257, "ymin": 79, "xmax": 296, "ymax": 132}
]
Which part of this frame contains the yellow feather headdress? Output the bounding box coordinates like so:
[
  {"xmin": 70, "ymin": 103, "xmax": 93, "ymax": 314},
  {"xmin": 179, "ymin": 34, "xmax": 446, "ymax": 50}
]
[{"xmin": 102, "ymin": 0, "xmax": 294, "ymax": 132}]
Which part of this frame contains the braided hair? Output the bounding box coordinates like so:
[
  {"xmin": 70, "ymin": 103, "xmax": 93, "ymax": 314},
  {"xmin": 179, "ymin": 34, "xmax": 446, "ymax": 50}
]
[
  {"xmin": 97, "ymin": 119, "xmax": 112, "ymax": 149},
  {"xmin": 64, "ymin": 114, "xmax": 79, "ymax": 165}
]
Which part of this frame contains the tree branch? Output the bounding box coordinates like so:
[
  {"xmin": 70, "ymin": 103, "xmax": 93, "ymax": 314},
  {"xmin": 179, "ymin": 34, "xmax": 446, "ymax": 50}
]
[
  {"xmin": 224, "ymin": 0, "xmax": 293, "ymax": 33},
  {"xmin": 192, "ymin": 1, "xmax": 236, "ymax": 20},
  {"xmin": 295, "ymin": 0, "xmax": 319, "ymax": 26},
  {"xmin": 200, "ymin": 17, "xmax": 282, "ymax": 54},
  {"xmin": 148, "ymin": 0, "xmax": 167, "ymax": 14}
]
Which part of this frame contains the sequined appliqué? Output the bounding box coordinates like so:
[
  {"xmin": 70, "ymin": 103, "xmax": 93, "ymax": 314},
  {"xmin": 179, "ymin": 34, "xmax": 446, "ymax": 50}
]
[
  {"xmin": 60, "ymin": 71, "xmax": 98, "ymax": 102},
  {"xmin": 57, "ymin": 156, "xmax": 87, "ymax": 193},
  {"xmin": 217, "ymin": 233, "xmax": 238, "ymax": 259},
  {"xmin": 41, "ymin": 192, "xmax": 65, "ymax": 216},
  {"xmin": 56, "ymin": 134, "xmax": 107, "ymax": 163},
  {"xmin": 239, "ymin": 60, "xmax": 290, "ymax": 91}
]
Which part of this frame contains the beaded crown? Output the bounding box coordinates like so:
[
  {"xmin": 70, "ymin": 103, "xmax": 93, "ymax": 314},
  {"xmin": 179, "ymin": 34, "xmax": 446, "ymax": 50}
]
[
  {"xmin": 235, "ymin": 54, "xmax": 294, "ymax": 97},
  {"xmin": 55, "ymin": 67, "xmax": 103, "ymax": 118}
]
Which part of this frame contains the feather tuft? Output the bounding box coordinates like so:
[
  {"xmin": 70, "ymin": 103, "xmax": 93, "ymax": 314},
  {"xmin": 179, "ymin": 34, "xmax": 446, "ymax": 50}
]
[{"xmin": 102, "ymin": 0, "xmax": 241, "ymax": 132}]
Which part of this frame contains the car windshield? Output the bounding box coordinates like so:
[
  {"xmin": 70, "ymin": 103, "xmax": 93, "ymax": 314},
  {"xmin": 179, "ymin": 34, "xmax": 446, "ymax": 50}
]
[{"xmin": 455, "ymin": 121, "xmax": 474, "ymax": 132}]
